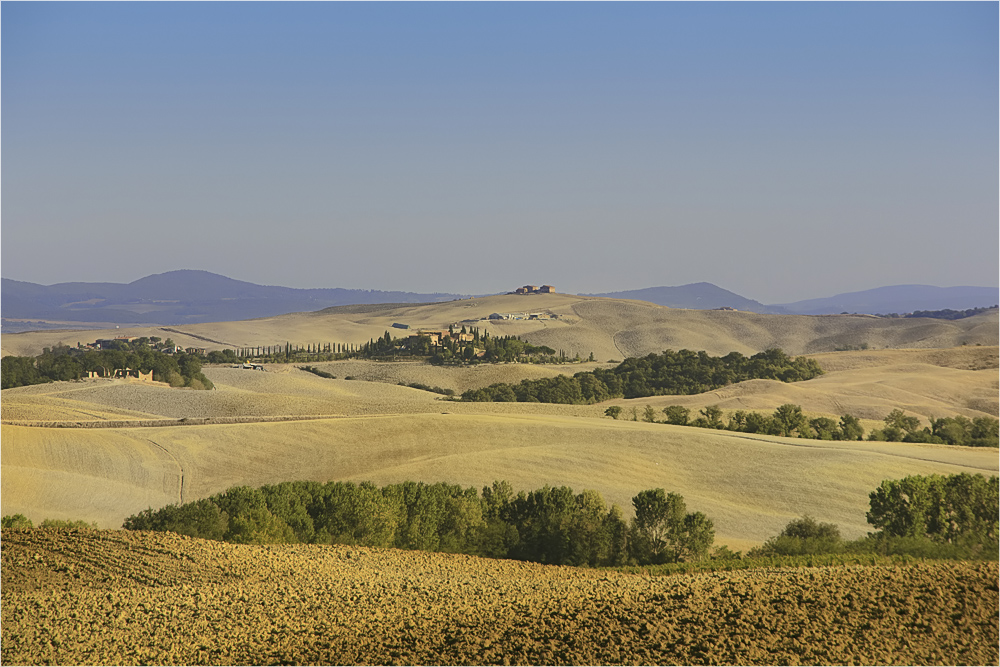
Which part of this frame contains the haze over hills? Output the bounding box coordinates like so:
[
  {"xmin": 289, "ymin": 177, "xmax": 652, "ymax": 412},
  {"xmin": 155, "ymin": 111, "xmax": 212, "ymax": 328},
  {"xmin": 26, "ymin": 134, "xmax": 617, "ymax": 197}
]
[
  {"xmin": 583, "ymin": 283, "xmax": 786, "ymax": 314},
  {"xmin": 2, "ymin": 270, "xmax": 997, "ymax": 333},
  {"xmin": 775, "ymin": 285, "xmax": 1000, "ymax": 316},
  {"xmin": 0, "ymin": 270, "xmax": 469, "ymax": 331}
]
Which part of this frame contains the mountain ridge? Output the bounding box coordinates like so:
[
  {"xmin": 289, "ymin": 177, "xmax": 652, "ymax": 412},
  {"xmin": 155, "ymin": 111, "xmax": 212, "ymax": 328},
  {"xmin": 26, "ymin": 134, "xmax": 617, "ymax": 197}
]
[
  {"xmin": 775, "ymin": 285, "xmax": 999, "ymax": 316},
  {"xmin": 584, "ymin": 283, "xmax": 785, "ymax": 314},
  {"xmin": 3, "ymin": 270, "xmax": 997, "ymax": 331}
]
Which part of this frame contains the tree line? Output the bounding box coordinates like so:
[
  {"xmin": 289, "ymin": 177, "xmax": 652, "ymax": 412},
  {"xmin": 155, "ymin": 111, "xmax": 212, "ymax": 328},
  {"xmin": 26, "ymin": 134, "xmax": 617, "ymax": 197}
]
[
  {"xmin": 620, "ymin": 403, "xmax": 999, "ymax": 447},
  {"xmin": 122, "ymin": 481, "xmax": 713, "ymax": 567},
  {"xmin": 8, "ymin": 473, "xmax": 995, "ymax": 566},
  {"xmin": 751, "ymin": 473, "xmax": 998, "ymax": 559},
  {"xmin": 462, "ymin": 349, "xmax": 823, "ymax": 404},
  {"xmin": 208, "ymin": 330, "xmax": 564, "ymax": 366},
  {"xmin": 1, "ymin": 339, "xmax": 213, "ymax": 390},
  {"xmin": 877, "ymin": 306, "xmax": 997, "ymax": 320}
]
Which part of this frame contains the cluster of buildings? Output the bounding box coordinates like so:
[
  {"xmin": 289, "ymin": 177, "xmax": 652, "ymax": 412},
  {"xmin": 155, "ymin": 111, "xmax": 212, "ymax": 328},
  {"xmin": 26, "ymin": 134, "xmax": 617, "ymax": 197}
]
[
  {"xmin": 487, "ymin": 312, "xmax": 556, "ymax": 321},
  {"xmin": 407, "ymin": 329, "xmax": 476, "ymax": 346},
  {"xmin": 513, "ymin": 285, "xmax": 555, "ymax": 295}
]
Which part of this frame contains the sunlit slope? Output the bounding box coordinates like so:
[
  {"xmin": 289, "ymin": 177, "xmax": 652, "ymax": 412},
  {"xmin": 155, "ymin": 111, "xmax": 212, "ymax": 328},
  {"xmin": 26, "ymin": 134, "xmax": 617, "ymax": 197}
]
[
  {"xmin": 4, "ymin": 347, "xmax": 994, "ymax": 424},
  {"xmin": 3, "ymin": 294, "xmax": 996, "ymax": 359},
  {"xmin": 611, "ymin": 352, "xmax": 999, "ymax": 423},
  {"xmin": 3, "ymin": 345, "xmax": 997, "ymax": 549},
  {"xmin": 4, "ymin": 414, "xmax": 996, "ymax": 549}
]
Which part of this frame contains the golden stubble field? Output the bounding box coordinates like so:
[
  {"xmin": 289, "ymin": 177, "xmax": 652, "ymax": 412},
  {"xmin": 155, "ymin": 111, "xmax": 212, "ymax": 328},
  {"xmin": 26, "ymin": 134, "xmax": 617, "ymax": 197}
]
[
  {"xmin": 2, "ymin": 293, "xmax": 996, "ymax": 360},
  {"xmin": 2, "ymin": 529, "xmax": 997, "ymax": 666},
  {"xmin": 2, "ymin": 345, "xmax": 997, "ymax": 550}
]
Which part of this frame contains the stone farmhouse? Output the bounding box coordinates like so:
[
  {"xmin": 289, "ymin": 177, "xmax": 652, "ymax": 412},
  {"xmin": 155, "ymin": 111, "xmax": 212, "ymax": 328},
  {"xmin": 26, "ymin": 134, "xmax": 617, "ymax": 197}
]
[{"xmin": 514, "ymin": 285, "xmax": 555, "ymax": 295}]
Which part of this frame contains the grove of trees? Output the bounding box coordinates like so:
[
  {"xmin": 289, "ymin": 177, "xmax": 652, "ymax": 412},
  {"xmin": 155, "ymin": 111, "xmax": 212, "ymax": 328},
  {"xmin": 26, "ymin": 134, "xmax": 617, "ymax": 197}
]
[
  {"xmin": 633, "ymin": 403, "xmax": 998, "ymax": 447},
  {"xmin": 122, "ymin": 481, "xmax": 714, "ymax": 567},
  {"xmin": 751, "ymin": 473, "xmax": 998, "ymax": 559},
  {"xmin": 2, "ymin": 339, "xmax": 213, "ymax": 390},
  {"xmin": 463, "ymin": 348, "xmax": 823, "ymax": 404}
]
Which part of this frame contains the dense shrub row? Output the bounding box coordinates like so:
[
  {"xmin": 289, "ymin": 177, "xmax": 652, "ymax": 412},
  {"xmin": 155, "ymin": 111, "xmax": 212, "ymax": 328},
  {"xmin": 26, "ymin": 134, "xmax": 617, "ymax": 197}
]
[
  {"xmin": 635, "ymin": 403, "xmax": 999, "ymax": 447},
  {"xmin": 462, "ymin": 348, "xmax": 823, "ymax": 404},
  {"xmin": 0, "ymin": 514, "xmax": 96, "ymax": 530},
  {"xmin": 122, "ymin": 482, "xmax": 713, "ymax": 567},
  {"xmin": 867, "ymin": 409, "xmax": 999, "ymax": 447},
  {"xmin": 8, "ymin": 474, "xmax": 995, "ymax": 572}
]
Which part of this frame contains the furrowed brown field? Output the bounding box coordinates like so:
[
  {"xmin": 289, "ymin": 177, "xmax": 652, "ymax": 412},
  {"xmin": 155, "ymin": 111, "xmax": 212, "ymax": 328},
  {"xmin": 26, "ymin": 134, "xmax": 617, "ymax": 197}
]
[{"xmin": 2, "ymin": 529, "xmax": 997, "ymax": 666}]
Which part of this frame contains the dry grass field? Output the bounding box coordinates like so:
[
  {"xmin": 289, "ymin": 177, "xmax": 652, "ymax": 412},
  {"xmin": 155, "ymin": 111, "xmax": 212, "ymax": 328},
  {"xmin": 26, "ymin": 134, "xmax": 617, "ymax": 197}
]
[
  {"xmin": 2, "ymin": 297, "xmax": 998, "ymax": 549},
  {"xmin": 2, "ymin": 529, "xmax": 997, "ymax": 665},
  {"xmin": 2, "ymin": 345, "xmax": 997, "ymax": 550},
  {"xmin": 3, "ymin": 293, "xmax": 996, "ymax": 360}
]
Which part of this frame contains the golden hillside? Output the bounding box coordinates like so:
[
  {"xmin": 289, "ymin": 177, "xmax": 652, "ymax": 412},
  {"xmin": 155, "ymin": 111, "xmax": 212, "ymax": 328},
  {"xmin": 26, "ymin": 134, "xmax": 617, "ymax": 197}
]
[
  {"xmin": 3, "ymin": 293, "xmax": 996, "ymax": 359},
  {"xmin": 2, "ymin": 293, "xmax": 997, "ymax": 550},
  {"xmin": 2, "ymin": 346, "xmax": 997, "ymax": 550}
]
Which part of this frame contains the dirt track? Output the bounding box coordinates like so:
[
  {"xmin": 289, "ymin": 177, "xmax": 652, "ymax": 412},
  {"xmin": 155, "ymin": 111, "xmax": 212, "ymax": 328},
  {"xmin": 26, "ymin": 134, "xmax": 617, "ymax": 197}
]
[{"xmin": 2, "ymin": 529, "xmax": 997, "ymax": 666}]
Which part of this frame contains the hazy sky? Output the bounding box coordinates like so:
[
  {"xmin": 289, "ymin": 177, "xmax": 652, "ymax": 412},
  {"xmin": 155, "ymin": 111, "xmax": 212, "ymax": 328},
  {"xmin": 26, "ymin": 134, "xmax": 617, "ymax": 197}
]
[{"xmin": 3, "ymin": 2, "xmax": 997, "ymax": 303}]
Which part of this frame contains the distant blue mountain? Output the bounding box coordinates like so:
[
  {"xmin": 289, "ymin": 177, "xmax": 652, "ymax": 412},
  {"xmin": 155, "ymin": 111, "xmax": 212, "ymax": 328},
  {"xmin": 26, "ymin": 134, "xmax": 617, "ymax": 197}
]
[
  {"xmin": 773, "ymin": 285, "xmax": 1000, "ymax": 315},
  {"xmin": 584, "ymin": 283, "xmax": 786, "ymax": 314},
  {"xmin": 1, "ymin": 270, "xmax": 469, "ymax": 328}
]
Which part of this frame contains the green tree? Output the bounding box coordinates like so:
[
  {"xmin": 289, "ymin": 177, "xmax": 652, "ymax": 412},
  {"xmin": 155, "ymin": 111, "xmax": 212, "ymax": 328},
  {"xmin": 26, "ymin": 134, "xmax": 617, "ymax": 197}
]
[
  {"xmin": 773, "ymin": 404, "xmax": 808, "ymax": 437},
  {"xmin": 839, "ymin": 414, "xmax": 865, "ymax": 441},
  {"xmin": 699, "ymin": 405, "xmax": 724, "ymax": 429},
  {"xmin": 604, "ymin": 405, "xmax": 622, "ymax": 420},
  {"xmin": 630, "ymin": 489, "xmax": 712, "ymax": 563},
  {"xmin": 662, "ymin": 405, "xmax": 690, "ymax": 426},
  {"xmin": 884, "ymin": 409, "xmax": 921, "ymax": 436},
  {"xmin": 215, "ymin": 486, "xmax": 295, "ymax": 545},
  {"xmin": 809, "ymin": 417, "xmax": 840, "ymax": 440},
  {"xmin": 867, "ymin": 473, "xmax": 999, "ymax": 545},
  {"xmin": 643, "ymin": 405, "xmax": 657, "ymax": 423}
]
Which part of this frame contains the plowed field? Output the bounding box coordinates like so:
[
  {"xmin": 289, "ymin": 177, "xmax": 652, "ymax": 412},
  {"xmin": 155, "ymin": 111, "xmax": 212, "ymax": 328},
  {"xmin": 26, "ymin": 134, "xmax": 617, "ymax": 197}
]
[{"xmin": 2, "ymin": 529, "xmax": 997, "ymax": 666}]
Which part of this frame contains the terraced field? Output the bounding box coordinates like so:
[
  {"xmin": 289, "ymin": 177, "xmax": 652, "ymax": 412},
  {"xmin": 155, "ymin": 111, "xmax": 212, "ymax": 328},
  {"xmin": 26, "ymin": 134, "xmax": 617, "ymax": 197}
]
[{"xmin": 2, "ymin": 529, "xmax": 996, "ymax": 666}]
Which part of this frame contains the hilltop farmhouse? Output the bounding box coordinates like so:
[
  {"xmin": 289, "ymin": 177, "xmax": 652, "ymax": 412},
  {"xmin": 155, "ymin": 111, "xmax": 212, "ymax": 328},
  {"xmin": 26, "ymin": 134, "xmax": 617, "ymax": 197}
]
[{"xmin": 513, "ymin": 285, "xmax": 555, "ymax": 295}]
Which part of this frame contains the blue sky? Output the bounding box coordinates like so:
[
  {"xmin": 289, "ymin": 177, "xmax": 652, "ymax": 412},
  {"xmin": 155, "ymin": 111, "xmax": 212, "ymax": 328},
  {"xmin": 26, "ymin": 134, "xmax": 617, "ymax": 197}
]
[{"xmin": 3, "ymin": 2, "xmax": 997, "ymax": 303}]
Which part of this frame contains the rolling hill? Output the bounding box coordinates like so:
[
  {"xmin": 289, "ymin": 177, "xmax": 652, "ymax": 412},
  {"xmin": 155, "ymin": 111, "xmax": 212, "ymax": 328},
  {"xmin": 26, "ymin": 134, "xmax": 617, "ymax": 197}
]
[
  {"xmin": 2, "ymin": 292, "xmax": 998, "ymax": 551},
  {"xmin": 583, "ymin": 283, "xmax": 783, "ymax": 313},
  {"xmin": 2, "ymin": 345, "xmax": 996, "ymax": 550},
  {"xmin": 3, "ymin": 291, "xmax": 996, "ymax": 361}
]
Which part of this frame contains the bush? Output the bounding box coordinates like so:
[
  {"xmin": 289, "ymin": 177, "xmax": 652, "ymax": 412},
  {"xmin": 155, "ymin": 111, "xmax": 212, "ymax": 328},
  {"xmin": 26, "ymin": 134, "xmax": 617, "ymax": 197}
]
[
  {"xmin": 749, "ymin": 516, "xmax": 844, "ymax": 557},
  {"xmin": 39, "ymin": 518, "xmax": 98, "ymax": 530},
  {"xmin": 1, "ymin": 514, "xmax": 34, "ymax": 529}
]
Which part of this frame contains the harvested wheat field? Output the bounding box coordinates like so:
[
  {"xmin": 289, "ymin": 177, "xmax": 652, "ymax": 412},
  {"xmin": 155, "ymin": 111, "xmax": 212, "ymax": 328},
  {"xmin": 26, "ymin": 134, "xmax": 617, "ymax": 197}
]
[{"xmin": 2, "ymin": 529, "xmax": 997, "ymax": 666}]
